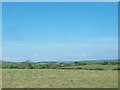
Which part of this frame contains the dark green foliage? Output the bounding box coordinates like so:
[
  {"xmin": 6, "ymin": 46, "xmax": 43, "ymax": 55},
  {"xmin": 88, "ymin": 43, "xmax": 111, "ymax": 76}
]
[
  {"xmin": 101, "ymin": 61, "xmax": 109, "ymax": 65},
  {"xmin": 58, "ymin": 67, "xmax": 74, "ymax": 69},
  {"xmin": 74, "ymin": 62, "xmax": 87, "ymax": 65},
  {"xmin": 88, "ymin": 68, "xmax": 104, "ymax": 70},
  {"xmin": 112, "ymin": 67, "xmax": 120, "ymax": 70},
  {"xmin": 80, "ymin": 68, "xmax": 104, "ymax": 70},
  {"xmin": 19, "ymin": 61, "xmax": 33, "ymax": 69},
  {"xmin": 2, "ymin": 62, "xmax": 20, "ymax": 69},
  {"xmin": 100, "ymin": 61, "xmax": 118, "ymax": 65},
  {"xmin": 76, "ymin": 67, "xmax": 83, "ymax": 69},
  {"xmin": 58, "ymin": 66, "xmax": 83, "ymax": 69},
  {"xmin": 2, "ymin": 60, "xmax": 119, "ymax": 70}
]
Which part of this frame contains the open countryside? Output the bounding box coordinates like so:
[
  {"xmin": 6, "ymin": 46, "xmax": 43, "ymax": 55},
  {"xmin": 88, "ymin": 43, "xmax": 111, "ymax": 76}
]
[
  {"xmin": 2, "ymin": 2, "xmax": 118, "ymax": 88},
  {"xmin": 2, "ymin": 60, "xmax": 119, "ymax": 88}
]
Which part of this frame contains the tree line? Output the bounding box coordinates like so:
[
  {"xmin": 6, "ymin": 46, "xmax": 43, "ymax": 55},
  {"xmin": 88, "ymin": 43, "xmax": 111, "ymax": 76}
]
[{"xmin": 2, "ymin": 60, "xmax": 119, "ymax": 69}]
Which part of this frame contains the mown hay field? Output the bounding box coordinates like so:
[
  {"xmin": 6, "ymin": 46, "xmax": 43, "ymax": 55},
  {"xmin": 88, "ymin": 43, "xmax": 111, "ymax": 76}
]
[{"xmin": 2, "ymin": 69, "xmax": 118, "ymax": 88}]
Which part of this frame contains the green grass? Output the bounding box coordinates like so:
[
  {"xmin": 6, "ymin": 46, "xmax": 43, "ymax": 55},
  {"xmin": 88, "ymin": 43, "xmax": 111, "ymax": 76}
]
[
  {"xmin": 2, "ymin": 69, "xmax": 118, "ymax": 88},
  {"xmin": 0, "ymin": 69, "xmax": 2, "ymax": 89},
  {"xmin": 58, "ymin": 64, "xmax": 118, "ymax": 70},
  {"xmin": 81, "ymin": 64, "xmax": 118, "ymax": 70}
]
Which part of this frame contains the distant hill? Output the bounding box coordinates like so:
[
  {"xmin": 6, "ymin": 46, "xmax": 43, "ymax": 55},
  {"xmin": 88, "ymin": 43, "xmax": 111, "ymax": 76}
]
[
  {"xmin": 1, "ymin": 59, "xmax": 119, "ymax": 64},
  {"xmin": 55, "ymin": 59, "xmax": 119, "ymax": 64}
]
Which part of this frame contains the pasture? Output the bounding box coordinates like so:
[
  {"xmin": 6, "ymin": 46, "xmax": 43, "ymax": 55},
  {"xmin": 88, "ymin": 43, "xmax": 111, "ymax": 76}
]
[
  {"xmin": 60, "ymin": 64, "xmax": 118, "ymax": 70},
  {"xmin": 2, "ymin": 69, "xmax": 118, "ymax": 88}
]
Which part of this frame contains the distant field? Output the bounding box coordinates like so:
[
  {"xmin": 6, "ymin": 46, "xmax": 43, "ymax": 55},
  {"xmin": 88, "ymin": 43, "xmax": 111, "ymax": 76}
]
[
  {"xmin": 82, "ymin": 64, "xmax": 118, "ymax": 70},
  {"xmin": 59, "ymin": 64, "xmax": 118, "ymax": 70},
  {"xmin": 2, "ymin": 69, "xmax": 118, "ymax": 88},
  {"xmin": 0, "ymin": 69, "xmax": 2, "ymax": 89}
]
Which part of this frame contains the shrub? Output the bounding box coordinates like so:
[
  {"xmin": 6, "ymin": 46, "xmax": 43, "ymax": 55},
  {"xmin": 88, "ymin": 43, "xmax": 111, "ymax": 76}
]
[
  {"xmin": 88, "ymin": 68, "xmax": 104, "ymax": 70},
  {"xmin": 74, "ymin": 62, "xmax": 87, "ymax": 66},
  {"xmin": 76, "ymin": 67, "xmax": 82, "ymax": 69},
  {"xmin": 94, "ymin": 68, "xmax": 104, "ymax": 70},
  {"xmin": 112, "ymin": 67, "xmax": 120, "ymax": 70},
  {"xmin": 19, "ymin": 61, "xmax": 33, "ymax": 69},
  {"xmin": 101, "ymin": 61, "xmax": 109, "ymax": 65}
]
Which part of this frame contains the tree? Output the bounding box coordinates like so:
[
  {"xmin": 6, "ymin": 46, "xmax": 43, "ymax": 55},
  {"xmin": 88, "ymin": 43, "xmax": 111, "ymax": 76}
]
[
  {"xmin": 19, "ymin": 60, "xmax": 33, "ymax": 69},
  {"xmin": 74, "ymin": 62, "xmax": 80, "ymax": 66}
]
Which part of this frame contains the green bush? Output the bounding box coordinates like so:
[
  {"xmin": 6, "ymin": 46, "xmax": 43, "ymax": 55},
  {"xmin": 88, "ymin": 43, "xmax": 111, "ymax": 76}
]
[
  {"xmin": 75, "ymin": 67, "xmax": 82, "ymax": 69},
  {"xmin": 89, "ymin": 68, "xmax": 104, "ymax": 70},
  {"xmin": 19, "ymin": 61, "xmax": 33, "ymax": 69},
  {"xmin": 112, "ymin": 67, "xmax": 120, "ymax": 70},
  {"xmin": 74, "ymin": 62, "xmax": 87, "ymax": 65}
]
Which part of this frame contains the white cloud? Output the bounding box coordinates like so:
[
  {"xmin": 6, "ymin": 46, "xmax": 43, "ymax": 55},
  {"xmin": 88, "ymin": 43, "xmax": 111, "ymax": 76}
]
[
  {"xmin": 64, "ymin": 53, "xmax": 89, "ymax": 57},
  {"xmin": 72, "ymin": 53, "xmax": 88, "ymax": 57},
  {"xmin": 2, "ymin": 57, "xmax": 22, "ymax": 61},
  {"xmin": 34, "ymin": 54, "xmax": 39, "ymax": 57},
  {"xmin": 2, "ymin": 57, "xmax": 10, "ymax": 60},
  {"xmin": 16, "ymin": 57, "xmax": 20, "ymax": 59}
]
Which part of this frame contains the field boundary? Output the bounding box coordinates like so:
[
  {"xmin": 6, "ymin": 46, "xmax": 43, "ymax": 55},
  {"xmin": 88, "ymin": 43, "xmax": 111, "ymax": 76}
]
[{"xmin": 1, "ymin": 88, "xmax": 118, "ymax": 90}]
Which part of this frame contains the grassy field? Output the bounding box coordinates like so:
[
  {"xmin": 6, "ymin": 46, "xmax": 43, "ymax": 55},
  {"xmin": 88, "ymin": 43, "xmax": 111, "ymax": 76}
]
[
  {"xmin": 59, "ymin": 65, "xmax": 118, "ymax": 70},
  {"xmin": 2, "ymin": 69, "xmax": 118, "ymax": 88},
  {"xmin": 81, "ymin": 64, "xmax": 118, "ymax": 70},
  {"xmin": 0, "ymin": 69, "xmax": 2, "ymax": 89}
]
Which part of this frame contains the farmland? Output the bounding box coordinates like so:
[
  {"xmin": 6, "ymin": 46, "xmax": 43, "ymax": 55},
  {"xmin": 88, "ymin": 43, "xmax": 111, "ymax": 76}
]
[
  {"xmin": 2, "ymin": 1, "xmax": 118, "ymax": 89},
  {"xmin": 2, "ymin": 60, "xmax": 119, "ymax": 88},
  {"xmin": 2, "ymin": 69, "xmax": 118, "ymax": 88}
]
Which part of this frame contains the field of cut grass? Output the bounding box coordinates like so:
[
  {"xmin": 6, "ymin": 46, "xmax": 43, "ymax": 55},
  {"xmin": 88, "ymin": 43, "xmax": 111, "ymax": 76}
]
[
  {"xmin": 59, "ymin": 64, "xmax": 118, "ymax": 70},
  {"xmin": 0, "ymin": 69, "xmax": 2, "ymax": 89},
  {"xmin": 82, "ymin": 64, "xmax": 118, "ymax": 70},
  {"xmin": 2, "ymin": 69, "xmax": 118, "ymax": 88}
]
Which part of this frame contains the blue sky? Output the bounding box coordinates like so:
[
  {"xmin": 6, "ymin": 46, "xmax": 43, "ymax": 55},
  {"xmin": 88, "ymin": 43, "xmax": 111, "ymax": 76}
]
[{"xmin": 2, "ymin": 2, "xmax": 118, "ymax": 62}]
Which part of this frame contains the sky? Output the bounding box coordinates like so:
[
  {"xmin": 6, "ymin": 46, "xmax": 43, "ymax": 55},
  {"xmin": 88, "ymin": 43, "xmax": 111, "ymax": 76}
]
[{"xmin": 2, "ymin": 2, "xmax": 118, "ymax": 62}]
